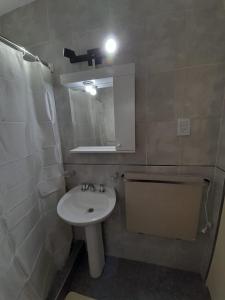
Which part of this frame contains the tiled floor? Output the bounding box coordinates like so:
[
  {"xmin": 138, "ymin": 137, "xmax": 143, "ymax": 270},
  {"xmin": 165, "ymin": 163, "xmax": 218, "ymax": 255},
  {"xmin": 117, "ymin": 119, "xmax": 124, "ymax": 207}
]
[{"xmin": 62, "ymin": 253, "xmax": 211, "ymax": 300}]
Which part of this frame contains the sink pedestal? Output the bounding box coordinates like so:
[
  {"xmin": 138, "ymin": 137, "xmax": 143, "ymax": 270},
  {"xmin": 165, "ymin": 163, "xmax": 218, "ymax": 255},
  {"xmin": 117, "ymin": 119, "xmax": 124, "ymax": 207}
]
[{"xmin": 85, "ymin": 223, "xmax": 105, "ymax": 278}]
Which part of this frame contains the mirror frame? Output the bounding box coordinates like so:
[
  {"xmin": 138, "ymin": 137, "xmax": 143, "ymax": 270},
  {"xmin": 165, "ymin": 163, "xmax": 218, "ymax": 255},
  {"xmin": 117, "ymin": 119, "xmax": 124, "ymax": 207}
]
[{"xmin": 60, "ymin": 63, "xmax": 135, "ymax": 153}]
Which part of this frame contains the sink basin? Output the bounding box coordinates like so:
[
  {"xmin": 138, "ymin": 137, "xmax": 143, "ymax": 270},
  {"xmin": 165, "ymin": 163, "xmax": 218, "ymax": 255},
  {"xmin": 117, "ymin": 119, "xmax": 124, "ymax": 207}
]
[
  {"xmin": 57, "ymin": 185, "xmax": 116, "ymax": 278},
  {"xmin": 57, "ymin": 185, "xmax": 116, "ymax": 226}
]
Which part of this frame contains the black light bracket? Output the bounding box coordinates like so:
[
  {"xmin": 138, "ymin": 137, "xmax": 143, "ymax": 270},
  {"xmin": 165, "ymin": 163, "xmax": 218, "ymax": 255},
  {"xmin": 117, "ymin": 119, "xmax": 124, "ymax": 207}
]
[{"xmin": 64, "ymin": 47, "xmax": 104, "ymax": 67}]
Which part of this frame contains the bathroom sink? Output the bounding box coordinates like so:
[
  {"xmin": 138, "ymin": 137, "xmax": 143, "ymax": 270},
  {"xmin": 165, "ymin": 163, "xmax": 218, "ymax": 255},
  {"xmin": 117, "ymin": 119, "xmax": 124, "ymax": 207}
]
[
  {"xmin": 57, "ymin": 185, "xmax": 116, "ymax": 226},
  {"xmin": 57, "ymin": 184, "xmax": 116, "ymax": 278}
]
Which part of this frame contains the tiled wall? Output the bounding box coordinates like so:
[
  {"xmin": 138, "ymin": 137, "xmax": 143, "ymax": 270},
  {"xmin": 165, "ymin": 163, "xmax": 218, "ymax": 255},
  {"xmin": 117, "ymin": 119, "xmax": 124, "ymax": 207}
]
[{"xmin": 1, "ymin": 0, "xmax": 225, "ymax": 276}]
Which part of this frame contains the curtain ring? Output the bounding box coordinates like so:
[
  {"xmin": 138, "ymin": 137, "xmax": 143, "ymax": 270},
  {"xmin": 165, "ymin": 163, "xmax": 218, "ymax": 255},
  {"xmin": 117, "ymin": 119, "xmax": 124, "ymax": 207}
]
[{"xmin": 21, "ymin": 47, "xmax": 26, "ymax": 57}]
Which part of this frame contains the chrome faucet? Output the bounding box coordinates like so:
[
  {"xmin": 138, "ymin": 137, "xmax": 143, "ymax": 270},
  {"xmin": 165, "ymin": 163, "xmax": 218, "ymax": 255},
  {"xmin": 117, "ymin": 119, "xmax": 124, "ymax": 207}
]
[
  {"xmin": 81, "ymin": 183, "xmax": 101, "ymax": 192},
  {"xmin": 99, "ymin": 184, "xmax": 105, "ymax": 193},
  {"xmin": 87, "ymin": 183, "xmax": 96, "ymax": 192},
  {"xmin": 81, "ymin": 183, "xmax": 88, "ymax": 191}
]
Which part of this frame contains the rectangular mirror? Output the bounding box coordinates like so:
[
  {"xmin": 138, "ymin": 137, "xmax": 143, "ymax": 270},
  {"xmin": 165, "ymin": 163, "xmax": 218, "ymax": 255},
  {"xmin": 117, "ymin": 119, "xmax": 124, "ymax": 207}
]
[
  {"xmin": 60, "ymin": 63, "xmax": 135, "ymax": 153},
  {"xmin": 69, "ymin": 78, "xmax": 116, "ymax": 148}
]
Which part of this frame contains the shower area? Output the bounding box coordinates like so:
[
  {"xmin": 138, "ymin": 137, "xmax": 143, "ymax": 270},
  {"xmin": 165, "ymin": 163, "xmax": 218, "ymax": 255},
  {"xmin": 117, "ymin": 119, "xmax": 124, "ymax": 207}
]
[{"xmin": 0, "ymin": 36, "xmax": 72, "ymax": 300}]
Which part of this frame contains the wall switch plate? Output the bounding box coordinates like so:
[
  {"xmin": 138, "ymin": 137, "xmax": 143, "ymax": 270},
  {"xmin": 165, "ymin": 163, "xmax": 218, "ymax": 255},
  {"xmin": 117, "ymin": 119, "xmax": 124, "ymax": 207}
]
[{"xmin": 177, "ymin": 118, "xmax": 191, "ymax": 136}]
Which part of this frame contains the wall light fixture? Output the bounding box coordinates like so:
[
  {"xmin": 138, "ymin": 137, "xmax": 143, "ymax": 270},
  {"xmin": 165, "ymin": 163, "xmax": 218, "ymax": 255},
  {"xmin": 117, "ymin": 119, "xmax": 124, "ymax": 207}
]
[{"xmin": 64, "ymin": 36, "xmax": 118, "ymax": 67}]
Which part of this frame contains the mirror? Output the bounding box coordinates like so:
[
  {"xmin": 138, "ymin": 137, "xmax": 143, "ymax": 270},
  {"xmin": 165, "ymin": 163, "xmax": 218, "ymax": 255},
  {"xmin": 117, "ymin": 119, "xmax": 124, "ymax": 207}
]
[
  {"xmin": 69, "ymin": 80, "xmax": 116, "ymax": 147},
  {"xmin": 60, "ymin": 63, "xmax": 135, "ymax": 153}
]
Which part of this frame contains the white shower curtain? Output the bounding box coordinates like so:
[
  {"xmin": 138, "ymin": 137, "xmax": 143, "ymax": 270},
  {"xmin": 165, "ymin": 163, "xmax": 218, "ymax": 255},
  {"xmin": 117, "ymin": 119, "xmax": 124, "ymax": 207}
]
[{"xmin": 0, "ymin": 42, "xmax": 72, "ymax": 300}]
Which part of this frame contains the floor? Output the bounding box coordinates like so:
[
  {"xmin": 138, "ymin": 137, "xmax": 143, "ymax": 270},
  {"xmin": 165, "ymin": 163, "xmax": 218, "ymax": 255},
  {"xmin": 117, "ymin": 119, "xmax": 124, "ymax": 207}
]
[{"xmin": 60, "ymin": 253, "xmax": 211, "ymax": 300}]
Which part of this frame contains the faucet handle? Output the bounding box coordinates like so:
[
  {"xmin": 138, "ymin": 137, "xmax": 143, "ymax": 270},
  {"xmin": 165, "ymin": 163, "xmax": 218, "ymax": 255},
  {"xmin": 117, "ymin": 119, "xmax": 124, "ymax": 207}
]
[
  {"xmin": 99, "ymin": 184, "xmax": 105, "ymax": 193},
  {"xmin": 81, "ymin": 183, "xmax": 88, "ymax": 191},
  {"xmin": 88, "ymin": 183, "xmax": 96, "ymax": 192}
]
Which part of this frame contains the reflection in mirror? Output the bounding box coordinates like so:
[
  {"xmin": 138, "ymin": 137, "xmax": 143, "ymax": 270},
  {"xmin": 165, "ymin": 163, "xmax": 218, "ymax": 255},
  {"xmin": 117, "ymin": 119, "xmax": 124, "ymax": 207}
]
[
  {"xmin": 69, "ymin": 78, "xmax": 115, "ymax": 147},
  {"xmin": 61, "ymin": 63, "xmax": 135, "ymax": 153}
]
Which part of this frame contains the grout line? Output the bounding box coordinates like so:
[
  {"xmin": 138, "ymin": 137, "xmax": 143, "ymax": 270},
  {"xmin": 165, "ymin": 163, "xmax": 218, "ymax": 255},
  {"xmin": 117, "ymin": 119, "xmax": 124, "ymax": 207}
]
[
  {"xmin": 44, "ymin": 0, "xmax": 51, "ymax": 44},
  {"xmin": 64, "ymin": 163, "xmax": 215, "ymax": 167},
  {"xmin": 215, "ymin": 165, "xmax": 225, "ymax": 173},
  {"xmin": 148, "ymin": 61, "xmax": 225, "ymax": 76}
]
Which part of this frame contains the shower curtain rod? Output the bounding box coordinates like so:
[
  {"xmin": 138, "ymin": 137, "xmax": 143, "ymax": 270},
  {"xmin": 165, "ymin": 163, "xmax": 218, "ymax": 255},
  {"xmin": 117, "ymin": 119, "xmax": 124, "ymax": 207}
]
[{"xmin": 0, "ymin": 34, "xmax": 53, "ymax": 72}]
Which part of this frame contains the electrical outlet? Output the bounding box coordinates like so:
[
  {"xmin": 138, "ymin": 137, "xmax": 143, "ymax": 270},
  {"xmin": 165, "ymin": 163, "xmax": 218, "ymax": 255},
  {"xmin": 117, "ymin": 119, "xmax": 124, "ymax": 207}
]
[{"xmin": 177, "ymin": 118, "xmax": 191, "ymax": 136}]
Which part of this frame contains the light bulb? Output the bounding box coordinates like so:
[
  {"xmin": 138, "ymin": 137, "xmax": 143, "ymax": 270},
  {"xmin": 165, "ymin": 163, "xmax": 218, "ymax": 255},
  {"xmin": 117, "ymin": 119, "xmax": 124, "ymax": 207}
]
[
  {"xmin": 85, "ymin": 85, "xmax": 93, "ymax": 93},
  {"xmin": 83, "ymin": 81, "xmax": 97, "ymax": 96},
  {"xmin": 104, "ymin": 38, "xmax": 118, "ymax": 55},
  {"xmin": 89, "ymin": 86, "xmax": 97, "ymax": 96}
]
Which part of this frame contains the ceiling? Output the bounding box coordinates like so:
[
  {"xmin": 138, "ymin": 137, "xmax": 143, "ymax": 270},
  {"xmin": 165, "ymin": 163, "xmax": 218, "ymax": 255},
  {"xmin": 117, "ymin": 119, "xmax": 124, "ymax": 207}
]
[{"xmin": 0, "ymin": 0, "xmax": 35, "ymax": 16}]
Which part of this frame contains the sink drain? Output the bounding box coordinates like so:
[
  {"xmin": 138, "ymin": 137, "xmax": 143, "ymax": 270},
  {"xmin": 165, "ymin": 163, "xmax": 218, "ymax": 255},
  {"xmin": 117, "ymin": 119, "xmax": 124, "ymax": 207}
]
[{"xmin": 87, "ymin": 208, "xmax": 94, "ymax": 213}]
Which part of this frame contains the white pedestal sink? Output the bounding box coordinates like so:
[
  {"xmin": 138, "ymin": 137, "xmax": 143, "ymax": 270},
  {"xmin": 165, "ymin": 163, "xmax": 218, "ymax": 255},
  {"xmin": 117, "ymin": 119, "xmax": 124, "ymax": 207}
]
[{"xmin": 57, "ymin": 185, "xmax": 116, "ymax": 278}]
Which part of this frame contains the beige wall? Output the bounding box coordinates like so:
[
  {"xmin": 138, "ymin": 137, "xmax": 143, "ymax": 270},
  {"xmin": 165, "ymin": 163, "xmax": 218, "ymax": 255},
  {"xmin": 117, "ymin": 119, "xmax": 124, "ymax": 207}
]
[
  {"xmin": 1, "ymin": 0, "xmax": 225, "ymax": 277},
  {"xmin": 0, "ymin": 0, "xmax": 225, "ymax": 167}
]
